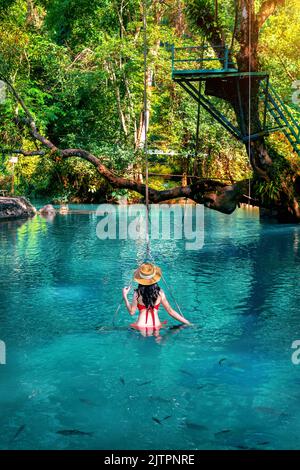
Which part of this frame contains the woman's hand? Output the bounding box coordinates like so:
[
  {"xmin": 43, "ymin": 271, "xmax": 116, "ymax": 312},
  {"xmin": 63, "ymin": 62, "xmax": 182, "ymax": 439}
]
[{"xmin": 122, "ymin": 286, "xmax": 131, "ymax": 298}]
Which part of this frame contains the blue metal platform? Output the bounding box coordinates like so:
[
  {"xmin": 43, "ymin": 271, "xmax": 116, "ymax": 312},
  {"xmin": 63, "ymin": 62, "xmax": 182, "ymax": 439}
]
[{"xmin": 171, "ymin": 44, "xmax": 300, "ymax": 155}]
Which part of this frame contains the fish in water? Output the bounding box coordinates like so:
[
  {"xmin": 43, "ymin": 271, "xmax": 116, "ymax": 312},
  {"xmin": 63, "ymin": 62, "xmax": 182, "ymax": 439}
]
[
  {"xmin": 253, "ymin": 406, "xmax": 284, "ymax": 416},
  {"xmin": 148, "ymin": 395, "xmax": 173, "ymax": 404},
  {"xmin": 185, "ymin": 422, "xmax": 208, "ymax": 431},
  {"xmin": 152, "ymin": 417, "xmax": 162, "ymax": 425},
  {"xmin": 137, "ymin": 380, "xmax": 152, "ymax": 387},
  {"xmin": 162, "ymin": 415, "xmax": 172, "ymax": 422},
  {"xmin": 120, "ymin": 377, "xmax": 125, "ymax": 385},
  {"xmin": 56, "ymin": 430, "xmax": 93, "ymax": 437},
  {"xmin": 214, "ymin": 429, "xmax": 232, "ymax": 436},
  {"xmin": 218, "ymin": 358, "xmax": 245, "ymax": 371},
  {"xmin": 179, "ymin": 369, "xmax": 194, "ymax": 377},
  {"xmin": 196, "ymin": 383, "xmax": 216, "ymax": 390},
  {"xmin": 152, "ymin": 416, "xmax": 172, "ymax": 425},
  {"xmin": 79, "ymin": 398, "xmax": 95, "ymax": 406},
  {"xmin": 11, "ymin": 424, "xmax": 26, "ymax": 441},
  {"xmin": 235, "ymin": 444, "xmax": 252, "ymax": 450},
  {"xmin": 196, "ymin": 384, "xmax": 206, "ymax": 390}
]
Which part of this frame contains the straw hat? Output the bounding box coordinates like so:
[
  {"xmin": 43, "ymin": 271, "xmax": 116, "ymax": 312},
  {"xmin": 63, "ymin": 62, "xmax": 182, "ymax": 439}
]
[{"xmin": 134, "ymin": 263, "xmax": 162, "ymax": 286}]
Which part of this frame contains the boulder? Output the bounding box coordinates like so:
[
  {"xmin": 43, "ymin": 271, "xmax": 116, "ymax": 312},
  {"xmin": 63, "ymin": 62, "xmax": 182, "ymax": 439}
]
[{"xmin": 0, "ymin": 197, "xmax": 36, "ymax": 221}]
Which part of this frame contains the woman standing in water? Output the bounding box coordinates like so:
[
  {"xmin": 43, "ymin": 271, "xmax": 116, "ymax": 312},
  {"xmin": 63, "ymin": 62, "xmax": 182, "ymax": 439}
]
[{"xmin": 122, "ymin": 263, "xmax": 191, "ymax": 332}]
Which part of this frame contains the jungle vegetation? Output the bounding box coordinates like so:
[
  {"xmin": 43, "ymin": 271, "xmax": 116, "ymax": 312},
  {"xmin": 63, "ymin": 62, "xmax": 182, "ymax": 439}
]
[{"xmin": 0, "ymin": 1, "xmax": 299, "ymax": 221}]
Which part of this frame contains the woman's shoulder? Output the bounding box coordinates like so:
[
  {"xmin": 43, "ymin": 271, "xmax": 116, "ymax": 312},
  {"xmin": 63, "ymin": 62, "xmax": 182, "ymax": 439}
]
[{"xmin": 159, "ymin": 288, "xmax": 165, "ymax": 299}]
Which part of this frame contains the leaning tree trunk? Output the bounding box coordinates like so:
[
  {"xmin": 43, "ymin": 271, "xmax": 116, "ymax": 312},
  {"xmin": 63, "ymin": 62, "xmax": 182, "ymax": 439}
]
[{"xmin": 188, "ymin": 0, "xmax": 300, "ymax": 222}]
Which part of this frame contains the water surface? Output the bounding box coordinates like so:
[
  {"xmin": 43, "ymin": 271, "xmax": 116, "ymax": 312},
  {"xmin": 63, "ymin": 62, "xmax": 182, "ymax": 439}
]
[{"xmin": 0, "ymin": 206, "xmax": 300, "ymax": 450}]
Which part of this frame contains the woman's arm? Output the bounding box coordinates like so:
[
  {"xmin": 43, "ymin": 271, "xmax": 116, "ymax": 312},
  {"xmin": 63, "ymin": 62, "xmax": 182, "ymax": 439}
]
[
  {"xmin": 122, "ymin": 287, "xmax": 138, "ymax": 316},
  {"xmin": 160, "ymin": 290, "xmax": 191, "ymax": 326}
]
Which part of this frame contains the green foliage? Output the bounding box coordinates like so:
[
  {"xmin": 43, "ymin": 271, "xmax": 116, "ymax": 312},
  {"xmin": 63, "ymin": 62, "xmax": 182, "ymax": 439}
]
[
  {"xmin": 259, "ymin": 0, "xmax": 300, "ymax": 112},
  {"xmin": 186, "ymin": 0, "xmax": 236, "ymax": 45},
  {"xmin": 254, "ymin": 180, "xmax": 281, "ymax": 203},
  {"xmin": 0, "ymin": 0, "xmax": 298, "ymax": 202}
]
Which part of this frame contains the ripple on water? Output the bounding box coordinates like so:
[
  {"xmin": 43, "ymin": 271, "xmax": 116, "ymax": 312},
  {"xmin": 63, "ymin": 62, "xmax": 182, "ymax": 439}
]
[{"xmin": 1, "ymin": 207, "xmax": 300, "ymax": 449}]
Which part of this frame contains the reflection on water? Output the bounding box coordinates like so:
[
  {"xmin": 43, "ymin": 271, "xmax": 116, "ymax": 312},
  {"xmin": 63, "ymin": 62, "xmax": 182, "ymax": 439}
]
[{"xmin": 0, "ymin": 206, "xmax": 300, "ymax": 449}]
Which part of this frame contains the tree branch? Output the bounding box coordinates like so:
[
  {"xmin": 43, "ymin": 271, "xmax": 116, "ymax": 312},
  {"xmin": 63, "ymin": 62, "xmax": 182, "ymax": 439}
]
[
  {"xmin": 3, "ymin": 77, "xmax": 247, "ymax": 214},
  {"xmin": 10, "ymin": 149, "xmax": 46, "ymax": 156},
  {"xmin": 0, "ymin": 76, "xmax": 58, "ymax": 152},
  {"xmin": 256, "ymin": 0, "xmax": 285, "ymax": 29}
]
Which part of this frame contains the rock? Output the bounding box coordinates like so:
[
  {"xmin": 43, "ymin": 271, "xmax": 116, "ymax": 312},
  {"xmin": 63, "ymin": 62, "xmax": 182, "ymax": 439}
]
[
  {"xmin": 59, "ymin": 204, "xmax": 69, "ymax": 214},
  {"xmin": 39, "ymin": 204, "xmax": 56, "ymax": 215},
  {"xmin": 259, "ymin": 206, "xmax": 300, "ymax": 224},
  {"xmin": 0, "ymin": 197, "xmax": 36, "ymax": 221}
]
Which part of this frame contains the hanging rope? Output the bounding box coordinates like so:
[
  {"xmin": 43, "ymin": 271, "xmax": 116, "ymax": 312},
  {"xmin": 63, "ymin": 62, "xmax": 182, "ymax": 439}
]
[
  {"xmin": 141, "ymin": 0, "xmax": 185, "ymax": 320},
  {"xmin": 147, "ymin": 249, "xmax": 186, "ymax": 319},
  {"xmin": 111, "ymin": 0, "xmax": 185, "ymax": 326},
  {"xmin": 247, "ymin": 3, "xmax": 252, "ymax": 205},
  {"xmin": 143, "ymin": 0, "xmax": 151, "ymax": 259},
  {"xmin": 112, "ymin": 0, "xmax": 150, "ymax": 327},
  {"xmin": 195, "ymin": 38, "xmax": 204, "ymax": 160},
  {"xmin": 112, "ymin": 278, "xmax": 134, "ymax": 327},
  {"xmin": 195, "ymin": 83, "xmax": 201, "ymax": 158}
]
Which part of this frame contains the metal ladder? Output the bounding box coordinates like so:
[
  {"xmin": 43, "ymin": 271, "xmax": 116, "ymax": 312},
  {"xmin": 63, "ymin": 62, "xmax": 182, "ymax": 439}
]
[{"xmin": 260, "ymin": 82, "xmax": 300, "ymax": 156}]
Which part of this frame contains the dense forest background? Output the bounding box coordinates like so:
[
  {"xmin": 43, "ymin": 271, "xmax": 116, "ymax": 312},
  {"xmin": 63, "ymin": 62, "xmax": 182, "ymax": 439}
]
[{"xmin": 0, "ymin": 0, "xmax": 299, "ymax": 204}]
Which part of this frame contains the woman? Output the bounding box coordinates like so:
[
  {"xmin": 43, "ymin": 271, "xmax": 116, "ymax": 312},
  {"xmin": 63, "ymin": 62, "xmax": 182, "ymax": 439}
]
[{"xmin": 122, "ymin": 263, "xmax": 191, "ymax": 331}]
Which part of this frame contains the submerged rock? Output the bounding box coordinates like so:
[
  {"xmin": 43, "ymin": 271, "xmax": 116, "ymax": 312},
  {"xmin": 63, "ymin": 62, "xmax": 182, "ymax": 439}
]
[
  {"xmin": 39, "ymin": 204, "xmax": 56, "ymax": 215},
  {"xmin": 0, "ymin": 197, "xmax": 36, "ymax": 221}
]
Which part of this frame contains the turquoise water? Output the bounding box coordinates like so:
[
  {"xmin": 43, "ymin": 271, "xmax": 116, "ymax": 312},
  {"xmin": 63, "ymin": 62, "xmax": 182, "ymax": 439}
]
[{"xmin": 1, "ymin": 205, "xmax": 300, "ymax": 450}]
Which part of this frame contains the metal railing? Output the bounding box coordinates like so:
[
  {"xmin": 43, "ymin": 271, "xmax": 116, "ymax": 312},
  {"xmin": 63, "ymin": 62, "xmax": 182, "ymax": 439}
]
[{"xmin": 171, "ymin": 45, "xmax": 236, "ymax": 74}]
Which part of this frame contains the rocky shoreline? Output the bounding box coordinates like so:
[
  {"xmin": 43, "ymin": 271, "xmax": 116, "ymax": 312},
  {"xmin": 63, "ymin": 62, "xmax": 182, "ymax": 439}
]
[{"xmin": 0, "ymin": 197, "xmax": 36, "ymax": 221}]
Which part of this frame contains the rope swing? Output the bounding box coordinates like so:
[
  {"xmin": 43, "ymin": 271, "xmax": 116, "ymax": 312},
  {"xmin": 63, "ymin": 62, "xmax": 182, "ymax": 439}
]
[
  {"xmin": 112, "ymin": 0, "xmax": 185, "ymax": 325},
  {"xmin": 142, "ymin": 0, "xmax": 151, "ymax": 260},
  {"xmin": 141, "ymin": 0, "xmax": 185, "ymax": 317}
]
